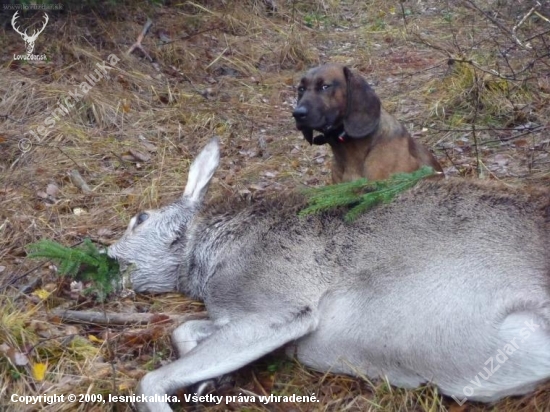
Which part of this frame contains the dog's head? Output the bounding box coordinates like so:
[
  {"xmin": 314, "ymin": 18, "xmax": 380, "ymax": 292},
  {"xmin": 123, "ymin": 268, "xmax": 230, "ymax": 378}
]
[{"xmin": 292, "ymin": 64, "xmax": 381, "ymax": 144}]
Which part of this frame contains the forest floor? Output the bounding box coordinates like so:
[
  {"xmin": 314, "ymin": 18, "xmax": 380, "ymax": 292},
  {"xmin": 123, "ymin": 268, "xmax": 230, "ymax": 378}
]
[{"xmin": 0, "ymin": 1, "xmax": 549, "ymax": 411}]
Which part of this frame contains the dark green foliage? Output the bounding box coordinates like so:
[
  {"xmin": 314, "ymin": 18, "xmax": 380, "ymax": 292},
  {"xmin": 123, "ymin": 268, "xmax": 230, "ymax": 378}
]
[
  {"xmin": 27, "ymin": 239, "xmax": 120, "ymax": 301},
  {"xmin": 300, "ymin": 166, "xmax": 435, "ymax": 222}
]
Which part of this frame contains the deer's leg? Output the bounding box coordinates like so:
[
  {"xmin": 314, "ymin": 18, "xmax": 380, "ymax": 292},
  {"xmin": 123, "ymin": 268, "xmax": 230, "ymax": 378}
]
[
  {"xmin": 135, "ymin": 308, "xmax": 319, "ymax": 412},
  {"xmin": 172, "ymin": 319, "xmax": 217, "ymax": 357},
  {"xmin": 172, "ymin": 319, "xmax": 231, "ymax": 396}
]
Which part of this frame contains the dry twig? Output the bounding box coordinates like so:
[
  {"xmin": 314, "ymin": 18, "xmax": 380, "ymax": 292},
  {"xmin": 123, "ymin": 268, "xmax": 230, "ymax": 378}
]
[
  {"xmin": 126, "ymin": 18, "xmax": 154, "ymax": 62},
  {"xmin": 463, "ymin": 0, "xmax": 532, "ymax": 49},
  {"xmin": 50, "ymin": 309, "xmax": 207, "ymax": 326}
]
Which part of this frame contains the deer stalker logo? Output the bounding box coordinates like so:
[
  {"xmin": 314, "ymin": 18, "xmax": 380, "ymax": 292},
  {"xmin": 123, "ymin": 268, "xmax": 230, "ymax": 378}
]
[{"xmin": 12, "ymin": 11, "xmax": 48, "ymax": 61}]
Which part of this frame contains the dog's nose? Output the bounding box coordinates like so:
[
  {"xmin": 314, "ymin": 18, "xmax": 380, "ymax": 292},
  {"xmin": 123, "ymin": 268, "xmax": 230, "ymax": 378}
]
[{"xmin": 292, "ymin": 106, "xmax": 308, "ymax": 120}]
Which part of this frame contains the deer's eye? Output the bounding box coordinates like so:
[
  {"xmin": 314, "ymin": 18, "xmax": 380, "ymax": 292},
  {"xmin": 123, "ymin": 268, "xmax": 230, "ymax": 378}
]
[
  {"xmin": 136, "ymin": 212, "xmax": 149, "ymax": 226},
  {"xmin": 321, "ymin": 84, "xmax": 331, "ymax": 90},
  {"xmin": 298, "ymin": 86, "xmax": 306, "ymax": 93}
]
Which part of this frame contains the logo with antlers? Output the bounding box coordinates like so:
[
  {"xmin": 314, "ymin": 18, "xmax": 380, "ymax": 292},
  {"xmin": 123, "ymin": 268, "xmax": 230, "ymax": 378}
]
[{"xmin": 11, "ymin": 11, "xmax": 49, "ymax": 55}]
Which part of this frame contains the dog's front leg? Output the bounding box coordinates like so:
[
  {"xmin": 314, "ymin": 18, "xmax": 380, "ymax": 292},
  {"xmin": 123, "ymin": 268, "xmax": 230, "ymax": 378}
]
[{"xmin": 135, "ymin": 310, "xmax": 319, "ymax": 412}]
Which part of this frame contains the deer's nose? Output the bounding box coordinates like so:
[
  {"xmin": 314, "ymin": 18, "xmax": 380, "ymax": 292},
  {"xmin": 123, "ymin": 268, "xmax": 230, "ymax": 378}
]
[{"xmin": 292, "ymin": 106, "xmax": 308, "ymax": 120}]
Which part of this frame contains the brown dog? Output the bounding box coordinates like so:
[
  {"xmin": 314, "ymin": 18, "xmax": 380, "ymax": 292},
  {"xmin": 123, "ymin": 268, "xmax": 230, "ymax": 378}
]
[{"xmin": 292, "ymin": 64, "xmax": 443, "ymax": 183}]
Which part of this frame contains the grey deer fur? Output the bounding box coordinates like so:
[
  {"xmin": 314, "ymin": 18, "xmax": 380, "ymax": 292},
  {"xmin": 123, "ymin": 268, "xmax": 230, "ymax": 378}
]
[{"xmin": 108, "ymin": 138, "xmax": 550, "ymax": 412}]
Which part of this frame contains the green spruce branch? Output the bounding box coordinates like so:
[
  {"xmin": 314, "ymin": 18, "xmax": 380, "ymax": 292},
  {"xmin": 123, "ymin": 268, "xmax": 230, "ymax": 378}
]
[
  {"xmin": 27, "ymin": 238, "xmax": 120, "ymax": 301},
  {"xmin": 300, "ymin": 166, "xmax": 435, "ymax": 221}
]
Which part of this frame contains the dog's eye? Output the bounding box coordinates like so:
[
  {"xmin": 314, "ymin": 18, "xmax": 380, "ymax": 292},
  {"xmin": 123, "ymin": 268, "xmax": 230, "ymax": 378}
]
[
  {"xmin": 297, "ymin": 86, "xmax": 305, "ymax": 93},
  {"xmin": 136, "ymin": 212, "xmax": 149, "ymax": 226},
  {"xmin": 321, "ymin": 84, "xmax": 331, "ymax": 90}
]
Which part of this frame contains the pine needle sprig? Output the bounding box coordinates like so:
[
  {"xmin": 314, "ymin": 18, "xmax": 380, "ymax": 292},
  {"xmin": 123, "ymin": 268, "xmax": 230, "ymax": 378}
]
[
  {"xmin": 300, "ymin": 166, "xmax": 435, "ymax": 222},
  {"xmin": 27, "ymin": 238, "xmax": 120, "ymax": 301}
]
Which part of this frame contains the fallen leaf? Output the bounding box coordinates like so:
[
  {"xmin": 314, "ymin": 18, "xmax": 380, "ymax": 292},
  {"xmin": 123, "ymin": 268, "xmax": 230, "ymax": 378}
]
[
  {"xmin": 128, "ymin": 149, "xmax": 151, "ymax": 162},
  {"xmin": 32, "ymin": 362, "xmax": 47, "ymax": 381},
  {"xmin": 7, "ymin": 348, "xmax": 29, "ymax": 366},
  {"xmin": 50, "ymin": 316, "xmax": 62, "ymax": 324},
  {"xmin": 64, "ymin": 325, "xmax": 80, "ymax": 336},
  {"xmin": 138, "ymin": 137, "xmax": 157, "ymax": 152},
  {"xmin": 36, "ymin": 190, "xmax": 48, "ymax": 199},
  {"xmin": 70, "ymin": 281, "xmax": 83, "ymax": 299},
  {"xmin": 29, "ymin": 320, "xmax": 59, "ymax": 339},
  {"xmin": 118, "ymin": 381, "xmax": 134, "ymax": 391},
  {"xmin": 239, "ymin": 149, "xmax": 260, "ymax": 158},
  {"xmin": 73, "ymin": 207, "xmax": 88, "ymax": 216},
  {"xmin": 248, "ymin": 183, "xmax": 266, "ymax": 192},
  {"xmin": 255, "ymin": 373, "xmax": 275, "ymax": 393},
  {"xmin": 119, "ymin": 326, "xmax": 165, "ymax": 347},
  {"xmin": 46, "ymin": 183, "xmax": 59, "ymax": 197},
  {"xmin": 32, "ymin": 288, "xmax": 52, "ymax": 300},
  {"xmin": 513, "ymin": 139, "xmax": 529, "ymax": 147},
  {"xmin": 88, "ymin": 335, "xmax": 103, "ymax": 344},
  {"xmin": 122, "ymin": 100, "xmax": 131, "ymax": 113}
]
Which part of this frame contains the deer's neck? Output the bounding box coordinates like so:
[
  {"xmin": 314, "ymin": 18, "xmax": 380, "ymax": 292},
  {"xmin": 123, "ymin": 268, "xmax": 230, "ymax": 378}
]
[{"xmin": 180, "ymin": 212, "xmax": 246, "ymax": 300}]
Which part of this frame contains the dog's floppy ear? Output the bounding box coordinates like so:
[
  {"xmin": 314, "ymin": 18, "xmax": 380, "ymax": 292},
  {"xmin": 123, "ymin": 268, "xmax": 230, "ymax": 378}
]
[{"xmin": 343, "ymin": 67, "xmax": 381, "ymax": 138}]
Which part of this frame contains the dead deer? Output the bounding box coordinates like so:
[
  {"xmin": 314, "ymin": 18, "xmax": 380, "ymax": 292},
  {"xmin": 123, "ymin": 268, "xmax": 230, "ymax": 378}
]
[{"xmin": 108, "ymin": 138, "xmax": 550, "ymax": 412}]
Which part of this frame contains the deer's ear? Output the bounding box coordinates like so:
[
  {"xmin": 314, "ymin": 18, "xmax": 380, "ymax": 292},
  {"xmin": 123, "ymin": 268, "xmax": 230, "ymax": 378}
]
[{"xmin": 183, "ymin": 138, "xmax": 220, "ymax": 203}]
